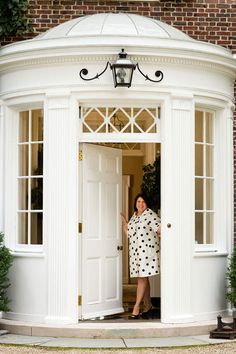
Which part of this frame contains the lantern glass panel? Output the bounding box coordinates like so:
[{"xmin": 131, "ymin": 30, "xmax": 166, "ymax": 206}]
[{"xmin": 114, "ymin": 66, "xmax": 133, "ymax": 87}]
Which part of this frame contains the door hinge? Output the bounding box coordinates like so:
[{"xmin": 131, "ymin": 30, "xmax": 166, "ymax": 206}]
[
  {"xmin": 78, "ymin": 150, "xmax": 83, "ymax": 161},
  {"xmin": 78, "ymin": 222, "xmax": 82, "ymax": 233},
  {"xmin": 78, "ymin": 295, "xmax": 82, "ymax": 306}
]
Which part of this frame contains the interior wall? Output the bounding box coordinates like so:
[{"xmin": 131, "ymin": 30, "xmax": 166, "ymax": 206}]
[{"xmin": 122, "ymin": 156, "xmax": 144, "ymax": 218}]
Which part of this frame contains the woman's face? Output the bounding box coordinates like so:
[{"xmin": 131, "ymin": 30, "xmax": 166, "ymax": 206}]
[{"xmin": 136, "ymin": 197, "xmax": 147, "ymax": 215}]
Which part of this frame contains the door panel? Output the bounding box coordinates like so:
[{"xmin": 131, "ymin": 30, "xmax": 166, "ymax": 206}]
[{"xmin": 82, "ymin": 143, "xmax": 123, "ymax": 319}]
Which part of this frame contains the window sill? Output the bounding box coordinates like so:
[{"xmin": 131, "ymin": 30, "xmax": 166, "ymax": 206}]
[{"xmin": 11, "ymin": 250, "xmax": 45, "ymax": 258}]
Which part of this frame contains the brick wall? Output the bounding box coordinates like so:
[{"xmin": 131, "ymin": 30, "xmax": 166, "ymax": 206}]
[
  {"xmin": 2, "ymin": 1, "xmax": 236, "ymax": 50},
  {"xmin": 1, "ymin": 0, "xmax": 236, "ymax": 243}
]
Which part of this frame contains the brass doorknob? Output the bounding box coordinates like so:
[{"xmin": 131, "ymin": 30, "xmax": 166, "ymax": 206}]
[
  {"xmin": 117, "ymin": 245, "xmax": 123, "ymax": 251},
  {"xmin": 167, "ymin": 223, "xmax": 171, "ymax": 228}
]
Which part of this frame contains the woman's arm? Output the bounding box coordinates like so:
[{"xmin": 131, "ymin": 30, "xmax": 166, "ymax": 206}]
[{"xmin": 120, "ymin": 213, "xmax": 128, "ymax": 236}]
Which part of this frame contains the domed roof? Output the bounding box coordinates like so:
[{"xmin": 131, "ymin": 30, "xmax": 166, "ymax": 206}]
[
  {"xmin": 36, "ymin": 13, "xmax": 191, "ymax": 41},
  {"xmin": 2, "ymin": 11, "xmax": 233, "ymax": 66}
]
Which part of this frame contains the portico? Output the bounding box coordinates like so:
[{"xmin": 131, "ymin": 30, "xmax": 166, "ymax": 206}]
[{"xmin": 0, "ymin": 13, "xmax": 235, "ymax": 325}]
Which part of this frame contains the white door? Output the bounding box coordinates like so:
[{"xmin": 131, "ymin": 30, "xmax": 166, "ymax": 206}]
[{"xmin": 81, "ymin": 143, "xmax": 123, "ymax": 319}]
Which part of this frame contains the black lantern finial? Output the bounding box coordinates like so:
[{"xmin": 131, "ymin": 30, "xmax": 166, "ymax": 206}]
[{"xmin": 79, "ymin": 48, "xmax": 163, "ymax": 88}]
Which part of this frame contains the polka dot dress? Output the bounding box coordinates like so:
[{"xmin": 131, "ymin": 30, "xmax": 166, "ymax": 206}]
[{"xmin": 128, "ymin": 208, "xmax": 160, "ymax": 278}]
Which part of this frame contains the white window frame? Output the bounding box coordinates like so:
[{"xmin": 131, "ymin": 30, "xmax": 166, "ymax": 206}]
[
  {"xmin": 194, "ymin": 104, "xmax": 230, "ymax": 255},
  {"xmin": 17, "ymin": 109, "xmax": 44, "ymax": 249},
  {"xmin": 4, "ymin": 105, "xmax": 44, "ymax": 254},
  {"xmin": 78, "ymin": 104, "xmax": 161, "ymax": 143},
  {"xmin": 194, "ymin": 108, "xmax": 216, "ymax": 253}
]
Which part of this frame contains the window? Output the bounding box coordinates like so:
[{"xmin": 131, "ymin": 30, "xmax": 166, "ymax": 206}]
[
  {"xmin": 18, "ymin": 109, "xmax": 43, "ymax": 245},
  {"xmin": 81, "ymin": 106, "xmax": 160, "ymax": 133},
  {"xmin": 194, "ymin": 110, "xmax": 214, "ymax": 246}
]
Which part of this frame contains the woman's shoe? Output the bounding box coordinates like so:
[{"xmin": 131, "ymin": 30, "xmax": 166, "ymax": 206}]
[
  {"xmin": 141, "ymin": 307, "xmax": 153, "ymax": 319},
  {"xmin": 128, "ymin": 313, "xmax": 140, "ymax": 320}
]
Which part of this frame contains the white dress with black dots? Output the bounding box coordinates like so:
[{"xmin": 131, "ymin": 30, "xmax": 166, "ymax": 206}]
[{"xmin": 128, "ymin": 208, "xmax": 160, "ymax": 278}]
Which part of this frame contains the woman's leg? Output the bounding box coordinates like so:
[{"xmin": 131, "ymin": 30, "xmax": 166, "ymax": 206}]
[
  {"xmin": 142, "ymin": 277, "xmax": 152, "ymax": 312},
  {"xmin": 132, "ymin": 277, "xmax": 149, "ymax": 315}
]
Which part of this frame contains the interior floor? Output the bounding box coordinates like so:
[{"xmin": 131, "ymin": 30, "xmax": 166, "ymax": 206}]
[{"xmin": 82, "ymin": 285, "xmax": 161, "ymax": 322}]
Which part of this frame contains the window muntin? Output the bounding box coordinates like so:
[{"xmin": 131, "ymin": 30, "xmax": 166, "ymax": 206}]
[
  {"xmin": 194, "ymin": 110, "xmax": 215, "ymax": 246},
  {"xmin": 18, "ymin": 109, "xmax": 43, "ymax": 245},
  {"xmin": 81, "ymin": 106, "xmax": 160, "ymax": 134}
]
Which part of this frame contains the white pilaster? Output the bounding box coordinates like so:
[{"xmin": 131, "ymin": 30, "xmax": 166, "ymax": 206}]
[
  {"xmin": 161, "ymin": 96, "xmax": 194, "ymax": 323},
  {"xmin": 226, "ymin": 104, "xmax": 234, "ymax": 254},
  {"xmin": 44, "ymin": 93, "xmax": 78, "ymax": 324},
  {"xmin": 0, "ymin": 102, "xmax": 4, "ymax": 233}
]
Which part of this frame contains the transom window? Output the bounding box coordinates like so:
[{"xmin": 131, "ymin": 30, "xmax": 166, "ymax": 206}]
[
  {"xmin": 194, "ymin": 110, "xmax": 214, "ymax": 246},
  {"xmin": 79, "ymin": 106, "xmax": 161, "ymax": 142},
  {"xmin": 18, "ymin": 109, "xmax": 43, "ymax": 245}
]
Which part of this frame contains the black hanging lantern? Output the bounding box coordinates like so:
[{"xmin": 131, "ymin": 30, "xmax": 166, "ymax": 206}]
[
  {"xmin": 79, "ymin": 48, "xmax": 163, "ymax": 88},
  {"xmin": 110, "ymin": 49, "xmax": 136, "ymax": 88}
]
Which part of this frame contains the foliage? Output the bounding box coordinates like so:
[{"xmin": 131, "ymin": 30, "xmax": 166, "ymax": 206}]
[
  {"xmin": 226, "ymin": 246, "xmax": 236, "ymax": 307},
  {"xmin": 141, "ymin": 156, "xmax": 161, "ymax": 213},
  {"xmin": 0, "ymin": 0, "xmax": 32, "ymax": 37},
  {"xmin": 0, "ymin": 232, "xmax": 13, "ymax": 312}
]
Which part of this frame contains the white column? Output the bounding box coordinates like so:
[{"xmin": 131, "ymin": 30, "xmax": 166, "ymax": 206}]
[
  {"xmin": 44, "ymin": 93, "xmax": 78, "ymax": 324},
  {"xmin": 161, "ymin": 96, "xmax": 194, "ymax": 323},
  {"xmin": 226, "ymin": 104, "xmax": 234, "ymax": 254},
  {"xmin": 0, "ymin": 102, "xmax": 4, "ymax": 232}
]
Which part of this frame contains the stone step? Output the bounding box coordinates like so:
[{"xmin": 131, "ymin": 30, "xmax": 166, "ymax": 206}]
[{"xmin": 0, "ymin": 318, "xmax": 220, "ymax": 339}]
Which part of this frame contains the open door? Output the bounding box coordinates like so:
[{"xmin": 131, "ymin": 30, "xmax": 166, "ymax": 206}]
[{"xmin": 81, "ymin": 143, "xmax": 124, "ymax": 319}]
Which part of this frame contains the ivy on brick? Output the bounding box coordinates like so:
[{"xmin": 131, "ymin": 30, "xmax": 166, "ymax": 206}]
[{"xmin": 0, "ymin": 0, "xmax": 32, "ymax": 37}]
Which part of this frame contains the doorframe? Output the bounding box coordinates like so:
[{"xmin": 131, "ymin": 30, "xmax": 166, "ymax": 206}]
[{"xmin": 77, "ymin": 98, "xmax": 165, "ymax": 321}]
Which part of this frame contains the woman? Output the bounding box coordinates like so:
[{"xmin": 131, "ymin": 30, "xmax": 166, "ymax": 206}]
[{"xmin": 121, "ymin": 193, "xmax": 161, "ymax": 319}]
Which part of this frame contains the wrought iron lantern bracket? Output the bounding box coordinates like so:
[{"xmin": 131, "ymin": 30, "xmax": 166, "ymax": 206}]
[
  {"xmin": 79, "ymin": 61, "xmax": 111, "ymax": 81},
  {"xmin": 79, "ymin": 49, "xmax": 164, "ymax": 87}
]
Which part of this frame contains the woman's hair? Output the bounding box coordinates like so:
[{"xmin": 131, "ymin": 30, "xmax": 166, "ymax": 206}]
[{"xmin": 133, "ymin": 193, "xmax": 149, "ymax": 212}]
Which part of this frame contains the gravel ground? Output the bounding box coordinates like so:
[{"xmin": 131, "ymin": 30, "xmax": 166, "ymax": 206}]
[{"xmin": 0, "ymin": 343, "xmax": 236, "ymax": 354}]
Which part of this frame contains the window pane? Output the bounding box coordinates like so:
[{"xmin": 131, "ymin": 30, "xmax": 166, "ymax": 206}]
[
  {"xmin": 206, "ymin": 146, "xmax": 214, "ymax": 177},
  {"xmin": 84, "ymin": 108, "xmax": 104, "ymax": 132},
  {"xmin": 206, "ymin": 179, "xmax": 214, "ymax": 210},
  {"xmin": 19, "ymin": 145, "xmax": 29, "ymax": 176},
  {"xmin": 195, "ymin": 212, "xmax": 203, "ymax": 244},
  {"xmin": 205, "ymin": 112, "xmax": 213, "ymax": 144},
  {"xmin": 206, "ymin": 212, "xmax": 214, "ymax": 244},
  {"xmin": 195, "ymin": 111, "xmax": 203, "ymax": 142},
  {"xmin": 195, "ymin": 178, "xmax": 203, "ymax": 210},
  {"xmin": 19, "ymin": 111, "xmax": 29, "ymax": 142},
  {"xmin": 31, "ymin": 144, "xmax": 43, "ymax": 175},
  {"xmin": 109, "ymin": 109, "xmax": 129, "ymax": 132},
  {"xmin": 31, "ymin": 213, "xmax": 43, "ymax": 245},
  {"xmin": 18, "ymin": 179, "xmax": 28, "ymax": 210},
  {"xmin": 32, "ymin": 110, "xmax": 43, "ymax": 141},
  {"xmin": 134, "ymin": 108, "xmax": 156, "ymax": 133},
  {"xmin": 195, "ymin": 144, "xmax": 203, "ymax": 176},
  {"xmin": 31, "ymin": 178, "xmax": 43, "ymax": 210},
  {"xmin": 18, "ymin": 212, "xmax": 28, "ymax": 244}
]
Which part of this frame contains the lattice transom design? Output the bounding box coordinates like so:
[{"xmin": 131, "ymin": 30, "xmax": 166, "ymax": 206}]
[{"xmin": 81, "ymin": 106, "xmax": 160, "ymax": 134}]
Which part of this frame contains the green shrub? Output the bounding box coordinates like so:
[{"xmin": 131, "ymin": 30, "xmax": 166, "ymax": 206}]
[
  {"xmin": 0, "ymin": 232, "xmax": 13, "ymax": 312},
  {"xmin": 0, "ymin": 0, "xmax": 32, "ymax": 37},
  {"xmin": 226, "ymin": 246, "xmax": 236, "ymax": 307}
]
